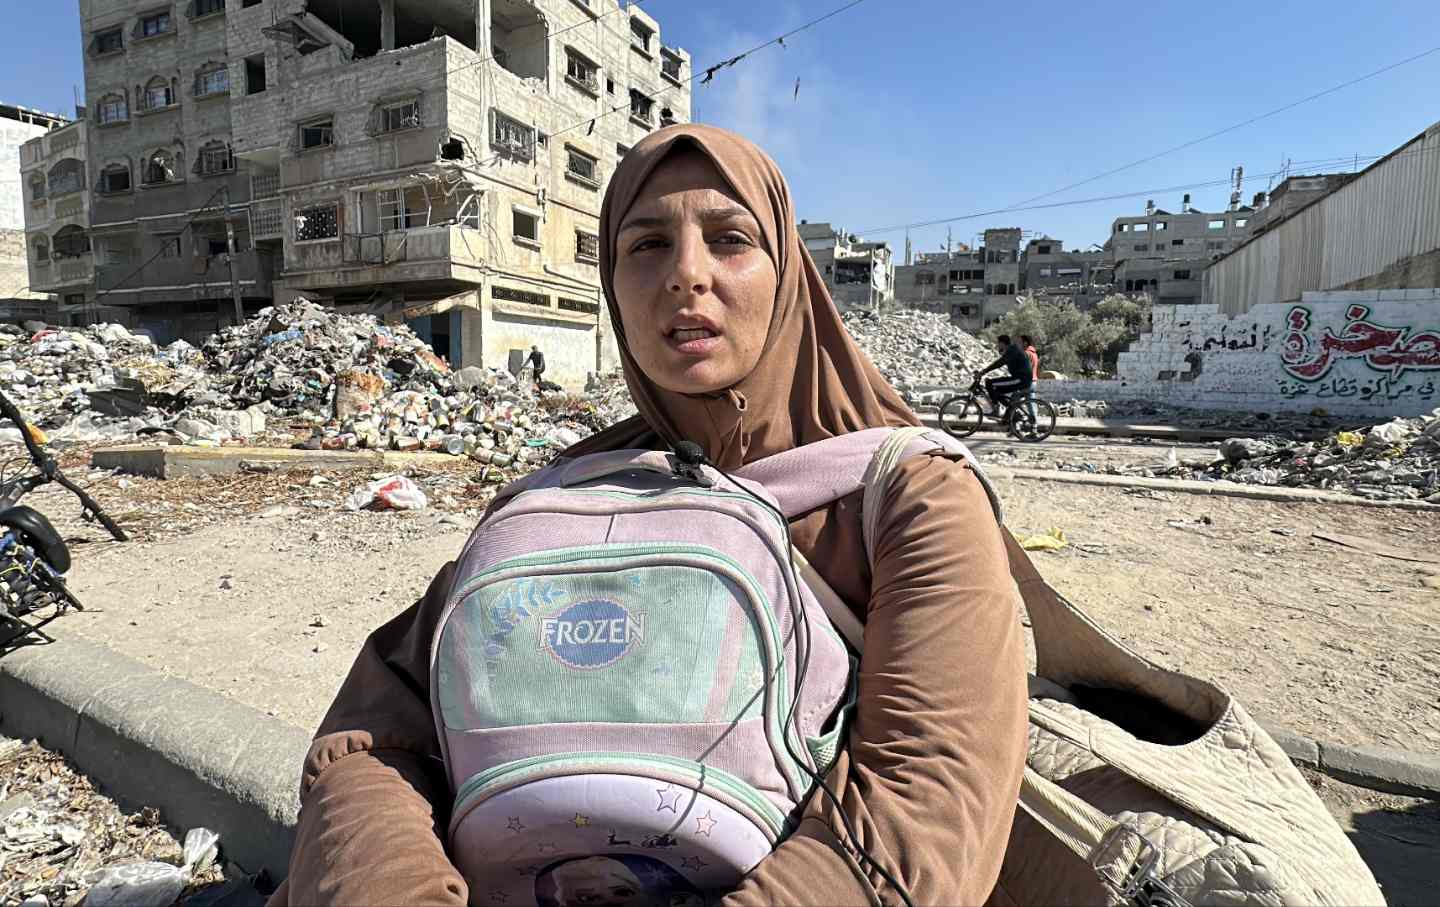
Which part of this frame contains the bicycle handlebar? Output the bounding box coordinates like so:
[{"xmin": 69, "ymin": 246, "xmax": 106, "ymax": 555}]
[{"xmin": 0, "ymin": 388, "xmax": 50, "ymax": 469}]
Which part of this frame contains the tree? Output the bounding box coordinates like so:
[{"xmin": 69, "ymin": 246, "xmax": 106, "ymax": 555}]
[{"xmin": 982, "ymin": 293, "xmax": 1151, "ymax": 376}]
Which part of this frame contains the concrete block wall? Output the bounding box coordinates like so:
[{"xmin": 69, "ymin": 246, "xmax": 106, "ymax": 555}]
[{"xmin": 1039, "ymin": 291, "xmax": 1440, "ymax": 420}]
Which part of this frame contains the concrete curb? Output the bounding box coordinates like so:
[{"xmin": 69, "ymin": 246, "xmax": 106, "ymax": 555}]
[
  {"xmin": 916, "ymin": 411, "xmax": 1325, "ymax": 444},
  {"xmin": 92, "ymin": 444, "xmax": 463, "ymax": 479},
  {"xmin": 0, "ymin": 636, "xmax": 309, "ymax": 876},
  {"xmin": 1259, "ymin": 722, "xmax": 1440, "ymax": 800},
  {"xmin": 987, "ymin": 466, "xmax": 1440, "ymax": 512}
]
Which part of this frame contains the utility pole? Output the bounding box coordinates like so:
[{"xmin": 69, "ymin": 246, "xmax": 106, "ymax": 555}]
[{"xmin": 222, "ymin": 186, "xmax": 244, "ymax": 326}]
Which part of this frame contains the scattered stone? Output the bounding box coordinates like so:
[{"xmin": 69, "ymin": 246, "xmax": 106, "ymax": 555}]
[{"xmin": 840, "ymin": 308, "xmax": 992, "ymax": 398}]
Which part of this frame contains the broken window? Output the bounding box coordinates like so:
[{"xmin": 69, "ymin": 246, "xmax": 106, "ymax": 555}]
[
  {"xmin": 566, "ymin": 146, "xmax": 599, "ymax": 186},
  {"xmin": 245, "ymin": 55, "xmax": 266, "ymax": 94},
  {"xmin": 629, "ymin": 89, "xmax": 654, "ymax": 126},
  {"xmin": 294, "ymin": 203, "xmax": 340, "ymax": 241},
  {"xmin": 1116, "ymin": 223, "xmax": 1129, "ymax": 233},
  {"xmin": 143, "ymin": 150, "xmax": 178, "ymax": 184},
  {"xmin": 630, "ymin": 18, "xmax": 653, "ymax": 54},
  {"xmin": 575, "ymin": 230, "xmax": 599, "ymax": 262},
  {"xmin": 29, "ymin": 174, "xmax": 46, "ymax": 201},
  {"xmin": 493, "ymin": 285, "xmax": 548, "ymax": 307},
  {"xmin": 372, "ymin": 186, "xmax": 431, "ymax": 231},
  {"xmin": 158, "ymin": 234, "xmax": 182, "ymax": 258},
  {"xmin": 1173, "ymin": 269, "xmax": 1192, "ymax": 280},
  {"xmin": 138, "ymin": 10, "xmax": 173, "ymax": 38},
  {"xmin": 299, "ymin": 117, "xmax": 334, "ymax": 151},
  {"xmin": 606, "ymin": 78, "xmax": 615, "ymax": 95},
  {"xmin": 93, "ymin": 27, "xmax": 124, "ymax": 55},
  {"xmin": 491, "ymin": 111, "xmax": 535, "ymax": 160},
  {"xmin": 47, "ymin": 159, "xmax": 85, "ymax": 197},
  {"xmin": 33, "ymin": 237, "xmax": 49, "ymax": 262},
  {"xmin": 565, "ymin": 48, "xmax": 599, "ymax": 94},
  {"xmin": 1036, "ymin": 244, "xmax": 1051, "ymax": 255},
  {"xmin": 52, "ymin": 226, "xmax": 91, "ymax": 258},
  {"xmin": 194, "ymin": 64, "xmax": 229, "ymax": 98},
  {"xmin": 1172, "ymin": 239, "xmax": 1184, "ymax": 247},
  {"xmin": 512, "ymin": 208, "xmax": 540, "ymax": 244},
  {"xmin": 142, "ymin": 77, "xmax": 176, "ymax": 111},
  {"xmin": 661, "ymin": 48, "xmax": 683, "ymax": 83},
  {"xmin": 196, "ymin": 142, "xmax": 234, "ymax": 176},
  {"xmin": 98, "ymin": 163, "xmax": 132, "ymax": 193},
  {"xmin": 189, "ymin": 0, "xmax": 225, "ymax": 17},
  {"xmin": 560, "ymin": 297, "xmax": 599, "ymax": 315},
  {"xmin": 914, "ymin": 271, "xmax": 935, "ymax": 286},
  {"xmin": 380, "ymin": 99, "xmax": 422, "ymax": 133},
  {"xmin": 1208, "ymin": 219, "xmax": 1226, "ymax": 230}
]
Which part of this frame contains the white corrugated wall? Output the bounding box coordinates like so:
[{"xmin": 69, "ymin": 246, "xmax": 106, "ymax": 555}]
[{"xmin": 1205, "ymin": 121, "xmax": 1440, "ymax": 315}]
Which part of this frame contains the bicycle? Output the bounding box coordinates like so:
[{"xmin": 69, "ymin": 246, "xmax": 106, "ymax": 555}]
[
  {"xmin": 0, "ymin": 387, "xmax": 128, "ymax": 652},
  {"xmin": 938, "ymin": 376, "xmax": 1058, "ymax": 442}
]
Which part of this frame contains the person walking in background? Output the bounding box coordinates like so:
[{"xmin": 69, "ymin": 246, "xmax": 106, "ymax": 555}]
[
  {"xmin": 1022, "ymin": 335, "xmax": 1040, "ymax": 381},
  {"xmin": 524, "ymin": 345, "xmax": 546, "ymax": 389}
]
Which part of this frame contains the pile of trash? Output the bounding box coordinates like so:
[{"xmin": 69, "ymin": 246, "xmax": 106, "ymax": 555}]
[
  {"xmin": 1209, "ymin": 410, "xmax": 1440, "ymax": 502},
  {"xmin": 841, "ymin": 309, "xmax": 993, "ymax": 396}
]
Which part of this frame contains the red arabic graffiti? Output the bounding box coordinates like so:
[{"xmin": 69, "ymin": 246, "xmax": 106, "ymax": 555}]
[{"xmin": 1280, "ymin": 305, "xmax": 1440, "ymax": 381}]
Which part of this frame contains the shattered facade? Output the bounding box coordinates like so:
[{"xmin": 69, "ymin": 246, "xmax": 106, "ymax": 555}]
[
  {"xmin": 893, "ymin": 228, "xmax": 1023, "ymax": 331},
  {"xmin": 798, "ymin": 221, "xmax": 894, "ymax": 311},
  {"xmin": 73, "ymin": 0, "xmax": 692, "ymax": 388},
  {"xmin": 18, "ymin": 120, "xmax": 98, "ymax": 322}
]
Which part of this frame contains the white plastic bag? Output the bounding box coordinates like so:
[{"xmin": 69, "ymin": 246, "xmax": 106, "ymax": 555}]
[
  {"xmin": 84, "ymin": 828, "xmax": 219, "ymax": 907},
  {"xmin": 343, "ymin": 475, "xmax": 429, "ymax": 511}
]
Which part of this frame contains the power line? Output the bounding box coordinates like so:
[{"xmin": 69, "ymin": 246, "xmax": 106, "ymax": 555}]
[{"xmin": 857, "ymin": 42, "xmax": 1440, "ymax": 237}]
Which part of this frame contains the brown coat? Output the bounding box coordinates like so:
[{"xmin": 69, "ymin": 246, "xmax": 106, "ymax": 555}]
[{"xmin": 270, "ymin": 455, "xmax": 1026, "ymax": 906}]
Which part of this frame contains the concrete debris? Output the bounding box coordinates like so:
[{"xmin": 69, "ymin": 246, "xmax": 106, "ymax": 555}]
[
  {"xmin": 1056, "ymin": 398, "xmax": 1339, "ymax": 434},
  {"xmin": 1210, "ymin": 409, "xmax": 1440, "ymax": 501},
  {"xmin": 839, "ymin": 309, "xmax": 993, "ymax": 396},
  {"xmin": 0, "ymin": 736, "xmax": 226, "ymax": 906}
]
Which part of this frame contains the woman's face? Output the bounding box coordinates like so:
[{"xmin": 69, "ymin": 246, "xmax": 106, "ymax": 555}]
[{"xmin": 612, "ymin": 149, "xmax": 777, "ymax": 395}]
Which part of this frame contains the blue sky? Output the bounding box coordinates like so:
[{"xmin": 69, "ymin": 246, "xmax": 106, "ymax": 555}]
[{"xmin": 8, "ymin": 0, "xmax": 1438, "ymax": 254}]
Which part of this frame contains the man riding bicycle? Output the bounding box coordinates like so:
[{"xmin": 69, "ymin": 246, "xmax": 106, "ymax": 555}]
[{"xmin": 976, "ymin": 334, "xmax": 1033, "ymax": 416}]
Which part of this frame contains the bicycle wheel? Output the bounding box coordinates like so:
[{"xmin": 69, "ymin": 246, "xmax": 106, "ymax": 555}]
[
  {"xmin": 1009, "ymin": 398, "xmax": 1058, "ymax": 442},
  {"xmin": 938, "ymin": 394, "xmax": 985, "ymax": 438}
]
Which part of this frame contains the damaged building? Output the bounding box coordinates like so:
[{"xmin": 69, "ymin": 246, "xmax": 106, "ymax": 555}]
[
  {"xmin": 798, "ymin": 221, "xmax": 893, "ymax": 311},
  {"xmin": 6, "ymin": 103, "xmax": 73, "ymax": 323},
  {"xmin": 893, "ymin": 228, "xmax": 1023, "ymax": 331},
  {"xmin": 66, "ymin": 0, "xmax": 691, "ymax": 387}
]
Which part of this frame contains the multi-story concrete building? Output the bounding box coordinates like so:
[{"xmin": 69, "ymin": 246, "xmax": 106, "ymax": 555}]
[
  {"xmin": 893, "ymin": 228, "xmax": 1024, "ymax": 330},
  {"xmin": 7, "ymin": 105, "xmax": 77, "ymax": 322},
  {"xmin": 798, "ymin": 221, "xmax": 893, "ymax": 310},
  {"xmin": 72, "ymin": 0, "xmax": 690, "ymax": 385},
  {"xmin": 4, "ymin": 105, "xmax": 71, "ymax": 231},
  {"xmin": 1244, "ymin": 173, "xmax": 1357, "ymax": 237},
  {"xmin": 979, "ymin": 227, "xmax": 1021, "ymax": 325},
  {"xmin": 17, "ymin": 119, "xmax": 100, "ymax": 321},
  {"xmin": 1106, "ymin": 199, "xmax": 1254, "ymax": 305},
  {"xmin": 1021, "ymin": 236, "xmax": 1110, "ymax": 306}
]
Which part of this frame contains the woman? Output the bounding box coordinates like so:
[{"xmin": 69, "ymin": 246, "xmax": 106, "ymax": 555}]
[{"xmin": 270, "ymin": 125, "xmax": 1026, "ymax": 906}]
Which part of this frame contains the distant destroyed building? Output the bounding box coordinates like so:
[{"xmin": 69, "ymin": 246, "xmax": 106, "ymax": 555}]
[
  {"xmin": 798, "ymin": 221, "xmax": 893, "ymax": 311},
  {"xmin": 5, "ymin": 103, "xmax": 72, "ymax": 323},
  {"xmin": 42, "ymin": 0, "xmax": 692, "ymax": 387}
]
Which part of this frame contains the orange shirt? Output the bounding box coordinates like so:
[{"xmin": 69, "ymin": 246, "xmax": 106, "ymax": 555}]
[{"xmin": 1025, "ymin": 346, "xmax": 1040, "ymax": 380}]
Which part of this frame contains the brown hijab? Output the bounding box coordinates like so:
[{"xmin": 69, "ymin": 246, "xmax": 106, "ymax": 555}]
[{"xmin": 566, "ymin": 123, "xmax": 918, "ymax": 471}]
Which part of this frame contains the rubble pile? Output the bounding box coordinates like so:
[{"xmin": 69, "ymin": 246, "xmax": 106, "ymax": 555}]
[
  {"xmin": 1211, "ymin": 410, "xmax": 1440, "ymax": 502},
  {"xmin": 841, "ymin": 309, "xmax": 993, "ymax": 396},
  {"xmin": 1058, "ymin": 398, "xmax": 1340, "ymax": 435}
]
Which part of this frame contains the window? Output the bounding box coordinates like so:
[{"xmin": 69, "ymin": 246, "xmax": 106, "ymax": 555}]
[
  {"xmin": 377, "ymin": 188, "xmax": 415, "ymax": 231},
  {"xmin": 299, "ymin": 117, "xmax": 334, "ymax": 150},
  {"xmin": 380, "ymin": 99, "xmax": 421, "ymax": 132},
  {"xmin": 1133, "ymin": 244, "xmax": 1148, "ymax": 252},
  {"xmin": 492, "ymin": 111, "xmax": 534, "ymax": 160},
  {"xmin": 560, "ymin": 297, "xmax": 599, "ymax": 315},
  {"xmin": 1154, "ymin": 221, "xmax": 1168, "ymax": 231},
  {"xmin": 245, "ymin": 55, "xmax": 266, "ymax": 94},
  {"xmin": 195, "ymin": 64, "xmax": 229, "ymax": 98},
  {"xmin": 1133, "ymin": 222, "xmax": 1150, "ymax": 232},
  {"xmin": 143, "ymin": 150, "xmax": 178, "ymax": 184},
  {"xmin": 576, "ymin": 230, "xmax": 599, "ymax": 262},
  {"xmin": 915, "ymin": 271, "xmax": 935, "ymax": 286},
  {"xmin": 494, "ymin": 286, "xmax": 548, "ymax": 307},
  {"xmin": 606, "ymin": 78, "xmax": 615, "ymax": 95},
  {"xmin": 1208, "ymin": 219, "xmax": 1226, "ymax": 230},
  {"xmin": 94, "ymin": 27, "xmax": 124, "ymax": 54},
  {"xmin": 630, "ymin": 18, "xmax": 653, "ymax": 54},
  {"xmin": 197, "ymin": 142, "xmax": 234, "ymax": 175},
  {"xmin": 565, "ymin": 48, "xmax": 599, "ymax": 94},
  {"xmin": 158, "ymin": 235, "xmax": 182, "ymax": 258},
  {"xmin": 52, "ymin": 226, "xmax": 91, "ymax": 258},
  {"xmin": 1234, "ymin": 217, "xmax": 1248, "ymax": 228},
  {"xmin": 242, "ymin": 0, "xmax": 260, "ymax": 6},
  {"xmin": 1036, "ymin": 244, "xmax": 1051, "ymax": 254},
  {"xmin": 1206, "ymin": 240, "xmax": 1224, "ymax": 250},
  {"xmin": 98, "ymin": 164, "xmax": 131, "ymax": 193},
  {"xmin": 1172, "ymin": 239, "xmax": 1184, "ymax": 247},
  {"xmin": 1173, "ymin": 269, "xmax": 1192, "ymax": 280},
  {"xmin": 29, "ymin": 175, "xmax": 46, "ymax": 201},
  {"xmin": 142, "ymin": 77, "xmax": 175, "ymax": 111},
  {"xmin": 513, "ymin": 208, "xmax": 540, "ymax": 244},
  {"xmin": 48, "ymin": 159, "xmax": 85, "ymax": 196},
  {"xmin": 566, "ymin": 146, "xmax": 599, "ymax": 186},
  {"xmin": 295, "ymin": 203, "xmax": 339, "ymax": 241},
  {"xmin": 661, "ymin": 49, "xmax": 683, "ymax": 83},
  {"xmin": 629, "ymin": 89, "xmax": 654, "ymax": 125},
  {"xmin": 97, "ymin": 94, "xmax": 128, "ymax": 125},
  {"xmin": 33, "ymin": 238, "xmax": 49, "ymax": 263},
  {"xmin": 190, "ymin": 0, "xmax": 225, "ymax": 16},
  {"xmin": 140, "ymin": 10, "xmax": 173, "ymax": 37},
  {"xmin": 1116, "ymin": 223, "xmax": 1129, "ymax": 233},
  {"xmin": 1038, "ymin": 267, "xmax": 1052, "ymax": 277}
]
